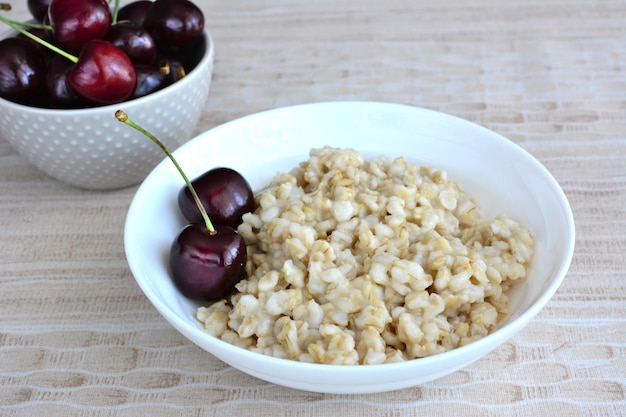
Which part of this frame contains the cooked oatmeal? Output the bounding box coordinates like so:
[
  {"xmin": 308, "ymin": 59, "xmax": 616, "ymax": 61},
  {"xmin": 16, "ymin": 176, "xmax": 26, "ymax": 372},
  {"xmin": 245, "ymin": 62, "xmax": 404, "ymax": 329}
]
[{"xmin": 197, "ymin": 146, "xmax": 534, "ymax": 364}]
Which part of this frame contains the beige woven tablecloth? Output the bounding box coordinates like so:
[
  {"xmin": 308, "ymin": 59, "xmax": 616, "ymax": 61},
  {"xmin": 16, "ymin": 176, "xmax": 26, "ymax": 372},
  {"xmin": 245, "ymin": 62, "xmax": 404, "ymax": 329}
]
[{"xmin": 1, "ymin": 1, "xmax": 625, "ymax": 415}]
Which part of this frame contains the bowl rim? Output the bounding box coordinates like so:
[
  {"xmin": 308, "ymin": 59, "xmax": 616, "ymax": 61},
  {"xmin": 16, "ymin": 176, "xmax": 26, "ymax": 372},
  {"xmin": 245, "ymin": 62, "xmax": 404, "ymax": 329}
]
[
  {"xmin": 125, "ymin": 101, "xmax": 576, "ymax": 375},
  {"xmin": 0, "ymin": 25, "xmax": 214, "ymax": 114}
]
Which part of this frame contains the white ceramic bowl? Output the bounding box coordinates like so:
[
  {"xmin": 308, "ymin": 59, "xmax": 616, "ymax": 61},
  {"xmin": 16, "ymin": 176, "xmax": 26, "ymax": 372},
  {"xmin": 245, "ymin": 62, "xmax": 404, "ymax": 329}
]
[
  {"xmin": 124, "ymin": 102, "xmax": 575, "ymax": 394},
  {"xmin": 0, "ymin": 27, "xmax": 214, "ymax": 190}
]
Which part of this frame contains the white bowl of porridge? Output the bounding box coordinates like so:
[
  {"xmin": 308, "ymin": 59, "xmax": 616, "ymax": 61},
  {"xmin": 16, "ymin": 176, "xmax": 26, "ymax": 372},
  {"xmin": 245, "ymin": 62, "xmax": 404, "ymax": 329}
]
[{"xmin": 124, "ymin": 101, "xmax": 575, "ymax": 394}]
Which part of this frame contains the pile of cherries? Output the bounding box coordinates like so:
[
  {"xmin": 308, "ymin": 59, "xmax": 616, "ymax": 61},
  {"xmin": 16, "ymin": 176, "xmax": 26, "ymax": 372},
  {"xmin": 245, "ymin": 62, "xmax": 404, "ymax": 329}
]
[{"xmin": 0, "ymin": 0, "xmax": 205, "ymax": 108}]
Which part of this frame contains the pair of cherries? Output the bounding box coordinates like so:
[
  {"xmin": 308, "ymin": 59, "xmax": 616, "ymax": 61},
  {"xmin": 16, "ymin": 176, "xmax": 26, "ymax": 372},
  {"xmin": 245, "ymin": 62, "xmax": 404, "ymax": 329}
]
[
  {"xmin": 0, "ymin": 0, "xmax": 204, "ymax": 107},
  {"xmin": 117, "ymin": 111, "xmax": 255, "ymax": 303}
]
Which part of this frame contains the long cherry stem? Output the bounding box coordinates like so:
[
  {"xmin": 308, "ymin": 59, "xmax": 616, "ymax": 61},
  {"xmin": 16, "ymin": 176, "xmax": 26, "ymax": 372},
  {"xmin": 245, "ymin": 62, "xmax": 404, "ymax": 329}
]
[
  {"xmin": 0, "ymin": 14, "xmax": 78, "ymax": 63},
  {"xmin": 115, "ymin": 110, "xmax": 216, "ymax": 234}
]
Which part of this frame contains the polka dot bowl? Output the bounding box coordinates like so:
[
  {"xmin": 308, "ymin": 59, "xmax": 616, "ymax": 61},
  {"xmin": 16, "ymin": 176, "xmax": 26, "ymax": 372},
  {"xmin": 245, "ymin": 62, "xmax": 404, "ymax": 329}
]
[{"xmin": 0, "ymin": 28, "xmax": 214, "ymax": 190}]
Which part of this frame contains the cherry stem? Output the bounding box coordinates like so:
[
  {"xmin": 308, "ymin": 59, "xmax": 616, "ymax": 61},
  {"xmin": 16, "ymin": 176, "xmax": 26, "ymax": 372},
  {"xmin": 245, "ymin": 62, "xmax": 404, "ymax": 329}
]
[
  {"xmin": 0, "ymin": 14, "xmax": 78, "ymax": 63},
  {"xmin": 115, "ymin": 110, "xmax": 216, "ymax": 234},
  {"xmin": 112, "ymin": 0, "xmax": 120, "ymax": 24},
  {"xmin": 159, "ymin": 60, "xmax": 171, "ymax": 75}
]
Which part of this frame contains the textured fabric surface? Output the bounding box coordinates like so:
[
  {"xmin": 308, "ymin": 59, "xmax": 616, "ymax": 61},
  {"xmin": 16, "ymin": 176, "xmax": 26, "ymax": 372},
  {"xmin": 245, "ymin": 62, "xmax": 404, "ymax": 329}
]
[{"xmin": 1, "ymin": 0, "xmax": 625, "ymax": 415}]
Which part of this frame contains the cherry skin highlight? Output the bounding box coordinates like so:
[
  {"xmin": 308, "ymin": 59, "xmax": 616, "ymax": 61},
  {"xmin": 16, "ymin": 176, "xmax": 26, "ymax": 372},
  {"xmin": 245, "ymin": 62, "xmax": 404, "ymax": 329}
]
[
  {"xmin": 105, "ymin": 21, "xmax": 157, "ymax": 66},
  {"xmin": 0, "ymin": 37, "xmax": 45, "ymax": 105}
]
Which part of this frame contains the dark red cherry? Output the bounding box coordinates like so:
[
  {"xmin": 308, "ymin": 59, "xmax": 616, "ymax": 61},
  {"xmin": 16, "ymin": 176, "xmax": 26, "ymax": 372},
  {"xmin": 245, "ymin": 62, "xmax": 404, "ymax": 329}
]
[
  {"xmin": 132, "ymin": 63, "xmax": 170, "ymax": 98},
  {"xmin": 0, "ymin": 37, "xmax": 45, "ymax": 105},
  {"xmin": 44, "ymin": 56, "xmax": 87, "ymax": 108},
  {"xmin": 17, "ymin": 27, "xmax": 56, "ymax": 61},
  {"xmin": 105, "ymin": 21, "xmax": 157, "ymax": 65},
  {"xmin": 178, "ymin": 33, "xmax": 205, "ymax": 72},
  {"xmin": 143, "ymin": 0, "xmax": 204, "ymax": 56},
  {"xmin": 67, "ymin": 40, "xmax": 137, "ymax": 104},
  {"xmin": 178, "ymin": 167, "xmax": 255, "ymax": 230},
  {"xmin": 117, "ymin": 0, "xmax": 153, "ymax": 26},
  {"xmin": 27, "ymin": 0, "xmax": 53, "ymax": 22},
  {"xmin": 170, "ymin": 224, "xmax": 247, "ymax": 302},
  {"xmin": 48, "ymin": 0, "xmax": 112, "ymax": 55}
]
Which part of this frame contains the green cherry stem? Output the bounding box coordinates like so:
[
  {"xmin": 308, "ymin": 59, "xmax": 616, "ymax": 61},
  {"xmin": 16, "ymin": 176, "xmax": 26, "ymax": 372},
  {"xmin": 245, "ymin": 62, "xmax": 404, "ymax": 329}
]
[
  {"xmin": 115, "ymin": 110, "xmax": 216, "ymax": 235},
  {"xmin": 112, "ymin": 0, "xmax": 121, "ymax": 24},
  {"xmin": 0, "ymin": 14, "xmax": 78, "ymax": 63}
]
